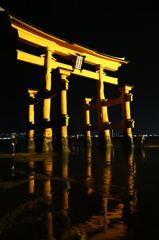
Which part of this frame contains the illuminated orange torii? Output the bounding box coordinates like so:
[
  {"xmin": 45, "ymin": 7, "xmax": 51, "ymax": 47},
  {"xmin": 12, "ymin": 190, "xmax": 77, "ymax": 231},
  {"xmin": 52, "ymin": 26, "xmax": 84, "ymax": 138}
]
[{"xmin": 5, "ymin": 10, "xmax": 134, "ymax": 151}]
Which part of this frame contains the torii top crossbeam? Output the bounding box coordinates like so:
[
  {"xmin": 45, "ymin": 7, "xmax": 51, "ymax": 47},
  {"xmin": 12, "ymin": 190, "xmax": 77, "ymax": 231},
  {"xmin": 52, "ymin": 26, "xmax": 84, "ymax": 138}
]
[{"xmin": 3, "ymin": 9, "xmax": 129, "ymax": 85}]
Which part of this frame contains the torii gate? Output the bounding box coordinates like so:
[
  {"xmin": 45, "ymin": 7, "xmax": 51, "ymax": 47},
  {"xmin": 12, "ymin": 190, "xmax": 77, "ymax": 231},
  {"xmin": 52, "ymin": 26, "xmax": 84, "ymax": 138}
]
[{"xmin": 1, "ymin": 8, "xmax": 134, "ymax": 151}]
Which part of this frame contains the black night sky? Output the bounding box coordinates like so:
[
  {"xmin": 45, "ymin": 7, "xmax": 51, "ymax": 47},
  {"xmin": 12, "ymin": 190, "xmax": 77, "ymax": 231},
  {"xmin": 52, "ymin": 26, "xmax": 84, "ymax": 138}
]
[{"xmin": 0, "ymin": 0, "xmax": 159, "ymax": 135}]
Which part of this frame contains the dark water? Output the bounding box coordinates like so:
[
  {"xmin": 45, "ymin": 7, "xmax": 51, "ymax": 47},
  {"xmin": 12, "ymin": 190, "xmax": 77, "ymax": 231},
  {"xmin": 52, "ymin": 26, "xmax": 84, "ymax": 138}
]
[{"xmin": 0, "ymin": 138, "xmax": 159, "ymax": 239}]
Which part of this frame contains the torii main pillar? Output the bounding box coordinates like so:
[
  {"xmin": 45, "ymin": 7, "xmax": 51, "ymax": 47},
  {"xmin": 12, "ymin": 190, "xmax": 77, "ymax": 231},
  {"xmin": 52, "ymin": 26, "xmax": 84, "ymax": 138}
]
[
  {"xmin": 96, "ymin": 65, "xmax": 112, "ymax": 147},
  {"xmin": 42, "ymin": 47, "xmax": 54, "ymax": 151}
]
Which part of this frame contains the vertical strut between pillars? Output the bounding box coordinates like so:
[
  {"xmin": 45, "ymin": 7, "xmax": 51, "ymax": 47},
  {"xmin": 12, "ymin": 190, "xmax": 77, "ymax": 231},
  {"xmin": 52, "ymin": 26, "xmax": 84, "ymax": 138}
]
[
  {"xmin": 55, "ymin": 68, "xmax": 71, "ymax": 152},
  {"xmin": 27, "ymin": 89, "xmax": 38, "ymax": 151},
  {"xmin": 118, "ymin": 85, "xmax": 134, "ymax": 148},
  {"xmin": 82, "ymin": 98, "xmax": 93, "ymax": 146}
]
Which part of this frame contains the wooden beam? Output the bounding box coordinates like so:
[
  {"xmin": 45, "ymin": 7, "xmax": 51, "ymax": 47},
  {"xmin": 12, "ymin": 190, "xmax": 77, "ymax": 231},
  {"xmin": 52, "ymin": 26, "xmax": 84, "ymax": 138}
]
[
  {"xmin": 17, "ymin": 50, "xmax": 118, "ymax": 84},
  {"xmin": 87, "ymin": 97, "xmax": 123, "ymax": 110},
  {"xmin": 87, "ymin": 103, "xmax": 98, "ymax": 111},
  {"xmin": 17, "ymin": 50, "xmax": 44, "ymax": 66},
  {"xmin": 10, "ymin": 16, "xmax": 128, "ymax": 72},
  {"xmin": 102, "ymin": 98, "xmax": 122, "ymax": 107},
  {"xmin": 103, "ymin": 122, "xmax": 122, "ymax": 129},
  {"xmin": 86, "ymin": 125, "xmax": 98, "ymax": 131},
  {"xmin": 86, "ymin": 122, "xmax": 122, "ymax": 131},
  {"xmin": 72, "ymin": 69, "xmax": 118, "ymax": 84}
]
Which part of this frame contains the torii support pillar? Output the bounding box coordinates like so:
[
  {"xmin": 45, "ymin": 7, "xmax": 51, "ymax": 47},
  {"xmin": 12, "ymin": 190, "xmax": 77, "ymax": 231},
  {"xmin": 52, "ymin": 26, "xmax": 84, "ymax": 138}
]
[
  {"xmin": 55, "ymin": 68, "xmax": 71, "ymax": 152},
  {"xmin": 82, "ymin": 98, "xmax": 93, "ymax": 147},
  {"xmin": 42, "ymin": 47, "xmax": 54, "ymax": 152},
  {"xmin": 27, "ymin": 89, "xmax": 38, "ymax": 150},
  {"xmin": 118, "ymin": 85, "xmax": 134, "ymax": 148},
  {"xmin": 96, "ymin": 65, "xmax": 112, "ymax": 147}
]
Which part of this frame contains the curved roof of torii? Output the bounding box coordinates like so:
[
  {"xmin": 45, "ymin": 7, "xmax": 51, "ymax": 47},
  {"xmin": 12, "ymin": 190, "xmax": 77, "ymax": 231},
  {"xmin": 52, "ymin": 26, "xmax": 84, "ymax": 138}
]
[{"xmin": 4, "ymin": 8, "xmax": 129, "ymax": 72}]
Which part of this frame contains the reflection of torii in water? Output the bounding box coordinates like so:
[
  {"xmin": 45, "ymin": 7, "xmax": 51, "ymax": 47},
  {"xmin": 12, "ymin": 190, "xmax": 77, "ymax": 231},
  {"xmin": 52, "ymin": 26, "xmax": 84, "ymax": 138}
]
[
  {"xmin": 122, "ymin": 148, "xmax": 137, "ymax": 230},
  {"xmin": 60, "ymin": 147, "xmax": 127, "ymax": 240},
  {"xmin": 28, "ymin": 157, "xmax": 56, "ymax": 240},
  {"xmin": 25, "ymin": 148, "xmax": 137, "ymax": 239}
]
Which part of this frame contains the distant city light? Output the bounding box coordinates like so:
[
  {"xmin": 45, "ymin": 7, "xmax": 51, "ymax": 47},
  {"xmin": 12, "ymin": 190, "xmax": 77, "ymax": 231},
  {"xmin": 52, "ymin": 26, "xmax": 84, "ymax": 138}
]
[{"xmin": 0, "ymin": 132, "xmax": 159, "ymax": 140}]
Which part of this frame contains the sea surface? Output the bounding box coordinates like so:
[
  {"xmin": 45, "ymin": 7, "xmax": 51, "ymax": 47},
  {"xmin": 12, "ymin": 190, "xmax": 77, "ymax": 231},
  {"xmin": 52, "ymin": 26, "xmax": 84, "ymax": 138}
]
[{"xmin": 0, "ymin": 137, "xmax": 159, "ymax": 240}]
